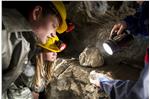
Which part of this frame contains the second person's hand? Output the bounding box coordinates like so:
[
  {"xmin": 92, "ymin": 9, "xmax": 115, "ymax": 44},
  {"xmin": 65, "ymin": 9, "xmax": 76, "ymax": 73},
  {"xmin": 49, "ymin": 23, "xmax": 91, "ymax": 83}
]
[{"xmin": 110, "ymin": 21, "xmax": 127, "ymax": 39}]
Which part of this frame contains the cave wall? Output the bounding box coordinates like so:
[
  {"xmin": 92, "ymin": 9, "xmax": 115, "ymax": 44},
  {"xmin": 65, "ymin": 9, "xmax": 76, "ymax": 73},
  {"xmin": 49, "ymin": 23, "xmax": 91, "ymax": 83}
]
[
  {"xmin": 60, "ymin": 1, "xmax": 148, "ymax": 66},
  {"xmin": 46, "ymin": 2, "xmax": 148, "ymax": 99}
]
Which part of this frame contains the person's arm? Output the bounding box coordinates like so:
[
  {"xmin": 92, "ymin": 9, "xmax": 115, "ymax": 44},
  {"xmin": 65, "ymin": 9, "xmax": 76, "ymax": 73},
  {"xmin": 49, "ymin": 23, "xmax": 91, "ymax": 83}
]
[
  {"xmin": 32, "ymin": 92, "xmax": 39, "ymax": 99},
  {"xmin": 100, "ymin": 78, "xmax": 136, "ymax": 99},
  {"xmin": 2, "ymin": 31, "xmax": 30, "ymax": 93},
  {"xmin": 89, "ymin": 61, "xmax": 148, "ymax": 99},
  {"xmin": 122, "ymin": 6, "xmax": 141, "ymax": 35},
  {"xmin": 100, "ymin": 50, "xmax": 149, "ymax": 99},
  {"xmin": 2, "ymin": 33, "xmax": 22, "ymax": 93},
  {"xmin": 123, "ymin": 1, "xmax": 149, "ymax": 36},
  {"xmin": 110, "ymin": 1, "xmax": 149, "ymax": 38},
  {"xmin": 110, "ymin": 7, "xmax": 139, "ymax": 38},
  {"xmin": 100, "ymin": 63, "xmax": 148, "ymax": 99}
]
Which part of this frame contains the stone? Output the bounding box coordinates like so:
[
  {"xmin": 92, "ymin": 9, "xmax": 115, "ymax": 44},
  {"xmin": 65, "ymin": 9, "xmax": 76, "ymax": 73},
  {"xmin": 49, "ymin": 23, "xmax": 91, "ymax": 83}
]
[
  {"xmin": 45, "ymin": 58, "xmax": 111, "ymax": 99},
  {"xmin": 79, "ymin": 47, "xmax": 104, "ymax": 67},
  {"xmin": 51, "ymin": 58, "xmax": 77, "ymax": 78},
  {"xmin": 45, "ymin": 56, "xmax": 140, "ymax": 99}
]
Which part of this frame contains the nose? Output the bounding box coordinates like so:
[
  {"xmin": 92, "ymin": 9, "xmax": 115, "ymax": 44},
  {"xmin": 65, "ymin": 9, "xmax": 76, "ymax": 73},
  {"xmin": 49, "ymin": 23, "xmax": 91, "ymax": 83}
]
[{"xmin": 48, "ymin": 32, "xmax": 56, "ymax": 38}]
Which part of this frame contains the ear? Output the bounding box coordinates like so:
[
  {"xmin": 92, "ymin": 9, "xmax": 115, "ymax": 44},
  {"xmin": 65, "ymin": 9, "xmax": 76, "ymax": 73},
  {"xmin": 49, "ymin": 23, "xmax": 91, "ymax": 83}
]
[{"xmin": 32, "ymin": 6, "xmax": 42, "ymax": 21}]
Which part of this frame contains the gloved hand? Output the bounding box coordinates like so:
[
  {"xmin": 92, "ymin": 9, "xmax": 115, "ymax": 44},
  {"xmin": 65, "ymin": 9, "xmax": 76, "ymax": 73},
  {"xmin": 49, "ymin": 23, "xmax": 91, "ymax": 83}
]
[{"xmin": 89, "ymin": 70, "xmax": 112, "ymax": 89}]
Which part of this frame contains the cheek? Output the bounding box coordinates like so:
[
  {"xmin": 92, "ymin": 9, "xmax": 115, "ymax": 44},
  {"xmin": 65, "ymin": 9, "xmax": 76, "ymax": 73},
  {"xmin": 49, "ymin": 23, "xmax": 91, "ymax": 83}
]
[
  {"xmin": 40, "ymin": 31, "xmax": 48, "ymax": 39},
  {"xmin": 32, "ymin": 22, "xmax": 48, "ymax": 43},
  {"xmin": 43, "ymin": 17, "xmax": 57, "ymax": 35},
  {"xmin": 38, "ymin": 33, "xmax": 47, "ymax": 44},
  {"xmin": 40, "ymin": 22, "xmax": 54, "ymax": 37},
  {"xmin": 45, "ymin": 52, "xmax": 57, "ymax": 61},
  {"xmin": 38, "ymin": 24, "xmax": 51, "ymax": 43},
  {"xmin": 46, "ymin": 53, "xmax": 53, "ymax": 59},
  {"xmin": 35, "ymin": 19, "xmax": 50, "ymax": 33},
  {"xmin": 34, "ymin": 18, "xmax": 56, "ymax": 44},
  {"xmin": 41, "ymin": 18, "xmax": 53, "ymax": 31}
]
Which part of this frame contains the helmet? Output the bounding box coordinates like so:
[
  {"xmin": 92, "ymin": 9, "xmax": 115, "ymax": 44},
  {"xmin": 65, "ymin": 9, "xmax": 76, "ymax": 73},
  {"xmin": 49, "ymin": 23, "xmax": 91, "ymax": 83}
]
[
  {"xmin": 52, "ymin": 1, "xmax": 68, "ymax": 34},
  {"xmin": 38, "ymin": 36, "xmax": 66, "ymax": 53}
]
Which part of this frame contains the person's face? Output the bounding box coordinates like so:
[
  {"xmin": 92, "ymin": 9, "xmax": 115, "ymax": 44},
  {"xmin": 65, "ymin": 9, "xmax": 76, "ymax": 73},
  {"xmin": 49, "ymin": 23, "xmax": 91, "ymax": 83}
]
[
  {"xmin": 43, "ymin": 52, "xmax": 57, "ymax": 62},
  {"xmin": 30, "ymin": 6, "xmax": 60, "ymax": 44}
]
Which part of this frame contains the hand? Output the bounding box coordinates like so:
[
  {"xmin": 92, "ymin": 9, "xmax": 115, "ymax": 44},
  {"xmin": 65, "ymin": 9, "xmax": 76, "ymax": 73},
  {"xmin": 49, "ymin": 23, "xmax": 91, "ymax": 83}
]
[
  {"xmin": 32, "ymin": 92, "xmax": 39, "ymax": 99},
  {"xmin": 89, "ymin": 71, "xmax": 104, "ymax": 87},
  {"xmin": 89, "ymin": 71, "xmax": 112, "ymax": 88},
  {"xmin": 110, "ymin": 21, "xmax": 127, "ymax": 39}
]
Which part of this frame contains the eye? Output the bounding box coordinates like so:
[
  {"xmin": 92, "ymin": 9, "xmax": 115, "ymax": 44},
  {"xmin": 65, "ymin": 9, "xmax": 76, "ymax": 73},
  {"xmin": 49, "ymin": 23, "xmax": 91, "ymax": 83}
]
[
  {"xmin": 52, "ymin": 23, "xmax": 57, "ymax": 29},
  {"xmin": 52, "ymin": 19, "xmax": 59, "ymax": 29}
]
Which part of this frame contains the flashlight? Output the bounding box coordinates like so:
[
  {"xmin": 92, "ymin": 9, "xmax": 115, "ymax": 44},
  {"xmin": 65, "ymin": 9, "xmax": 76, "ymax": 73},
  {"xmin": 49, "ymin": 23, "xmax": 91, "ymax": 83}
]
[{"xmin": 103, "ymin": 30, "xmax": 134, "ymax": 55}]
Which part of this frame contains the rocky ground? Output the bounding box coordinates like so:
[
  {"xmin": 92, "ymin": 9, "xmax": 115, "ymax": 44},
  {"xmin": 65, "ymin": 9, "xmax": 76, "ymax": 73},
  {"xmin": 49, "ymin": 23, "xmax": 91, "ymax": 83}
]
[{"xmin": 46, "ymin": 56, "xmax": 141, "ymax": 99}]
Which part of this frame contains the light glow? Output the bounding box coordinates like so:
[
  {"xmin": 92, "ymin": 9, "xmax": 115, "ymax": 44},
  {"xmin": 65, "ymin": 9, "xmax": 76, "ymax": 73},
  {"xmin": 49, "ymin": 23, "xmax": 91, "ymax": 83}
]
[{"xmin": 103, "ymin": 43, "xmax": 113, "ymax": 55}]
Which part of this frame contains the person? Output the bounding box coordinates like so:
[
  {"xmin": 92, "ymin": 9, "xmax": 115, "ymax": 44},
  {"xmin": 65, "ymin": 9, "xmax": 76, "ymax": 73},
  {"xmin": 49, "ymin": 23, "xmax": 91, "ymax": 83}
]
[
  {"xmin": 15, "ymin": 35, "xmax": 66, "ymax": 99},
  {"xmin": 5, "ymin": 51, "xmax": 57, "ymax": 99},
  {"xmin": 31, "ymin": 36, "xmax": 66, "ymax": 98},
  {"xmin": 89, "ymin": 1, "xmax": 149, "ymax": 99},
  {"xmin": 2, "ymin": 1, "xmax": 67, "ymax": 95},
  {"xmin": 17, "ymin": 52, "xmax": 57, "ymax": 99},
  {"xmin": 4, "ymin": 35, "xmax": 66, "ymax": 99}
]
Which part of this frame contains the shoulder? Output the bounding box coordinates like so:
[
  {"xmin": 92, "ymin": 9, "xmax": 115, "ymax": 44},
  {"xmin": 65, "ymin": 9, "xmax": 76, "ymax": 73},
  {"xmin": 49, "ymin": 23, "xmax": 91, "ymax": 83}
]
[{"xmin": 2, "ymin": 8, "xmax": 32, "ymax": 33}]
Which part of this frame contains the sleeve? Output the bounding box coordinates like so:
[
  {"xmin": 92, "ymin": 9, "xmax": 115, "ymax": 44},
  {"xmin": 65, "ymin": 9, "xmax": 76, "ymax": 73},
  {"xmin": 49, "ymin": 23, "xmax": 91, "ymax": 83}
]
[
  {"xmin": 2, "ymin": 31, "xmax": 21, "ymax": 93},
  {"xmin": 99, "ymin": 59, "xmax": 149, "ymax": 99},
  {"xmin": 123, "ymin": 8, "xmax": 140, "ymax": 35},
  {"xmin": 2, "ymin": 40, "xmax": 23, "ymax": 93},
  {"xmin": 123, "ymin": 1, "xmax": 149, "ymax": 36},
  {"xmin": 100, "ymin": 78, "xmax": 135, "ymax": 99},
  {"xmin": 2, "ymin": 32, "xmax": 29, "ymax": 93}
]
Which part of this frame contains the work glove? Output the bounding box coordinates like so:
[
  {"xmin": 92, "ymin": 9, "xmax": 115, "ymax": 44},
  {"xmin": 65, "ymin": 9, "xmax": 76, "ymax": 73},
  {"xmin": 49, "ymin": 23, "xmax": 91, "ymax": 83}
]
[{"xmin": 89, "ymin": 70, "xmax": 112, "ymax": 90}]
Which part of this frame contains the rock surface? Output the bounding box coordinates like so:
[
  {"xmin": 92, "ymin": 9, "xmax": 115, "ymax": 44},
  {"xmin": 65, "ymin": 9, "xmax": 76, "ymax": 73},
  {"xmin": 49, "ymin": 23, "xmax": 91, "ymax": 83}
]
[
  {"xmin": 46, "ymin": 1, "xmax": 147, "ymax": 99},
  {"xmin": 46, "ymin": 58, "xmax": 141, "ymax": 99},
  {"xmin": 79, "ymin": 47, "xmax": 104, "ymax": 67},
  {"xmin": 60, "ymin": 1, "xmax": 148, "ymax": 67}
]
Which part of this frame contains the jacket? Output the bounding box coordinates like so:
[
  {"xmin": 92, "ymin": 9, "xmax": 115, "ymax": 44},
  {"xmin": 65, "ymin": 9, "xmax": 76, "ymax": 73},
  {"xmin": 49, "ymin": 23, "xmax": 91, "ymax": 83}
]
[{"xmin": 2, "ymin": 8, "xmax": 37, "ymax": 93}]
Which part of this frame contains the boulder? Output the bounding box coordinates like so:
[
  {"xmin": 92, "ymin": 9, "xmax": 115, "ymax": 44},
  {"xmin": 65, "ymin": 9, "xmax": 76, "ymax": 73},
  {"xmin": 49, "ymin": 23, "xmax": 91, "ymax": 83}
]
[{"xmin": 79, "ymin": 47, "xmax": 104, "ymax": 67}]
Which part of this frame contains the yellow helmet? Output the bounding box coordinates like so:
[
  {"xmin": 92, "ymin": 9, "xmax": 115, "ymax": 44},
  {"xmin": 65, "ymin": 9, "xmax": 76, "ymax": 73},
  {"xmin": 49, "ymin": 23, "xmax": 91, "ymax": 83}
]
[
  {"xmin": 52, "ymin": 1, "xmax": 68, "ymax": 34},
  {"xmin": 38, "ymin": 36, "xmax": 66, "ymax": 53}
]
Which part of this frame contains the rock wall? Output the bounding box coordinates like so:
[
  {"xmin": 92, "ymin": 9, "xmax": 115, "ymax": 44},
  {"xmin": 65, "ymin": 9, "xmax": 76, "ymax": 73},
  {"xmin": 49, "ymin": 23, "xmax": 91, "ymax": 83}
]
[
  {"xmin": 47, "ymin": 1, "xmax": 148, "ymax": 99},
  {"xmin": 60, "ymin": 1, "xmax": 148, "ymax": 66}
]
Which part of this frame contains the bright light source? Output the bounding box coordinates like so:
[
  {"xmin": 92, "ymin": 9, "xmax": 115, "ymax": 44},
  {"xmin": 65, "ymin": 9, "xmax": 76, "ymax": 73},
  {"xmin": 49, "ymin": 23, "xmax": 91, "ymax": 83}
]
[{"xmin": 103, "ymin": 43, "xmax": 113, "ymax": 55}]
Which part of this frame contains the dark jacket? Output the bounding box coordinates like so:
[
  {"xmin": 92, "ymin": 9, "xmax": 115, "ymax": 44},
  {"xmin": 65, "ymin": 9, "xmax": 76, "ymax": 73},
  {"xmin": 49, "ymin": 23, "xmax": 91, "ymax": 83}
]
[
  {"xmin": 2, "ymin": 8, "xmax": 37, "ymax": 93},
  {"xmin": 124, "ymin": 1, "xmax": 149, "ymax": 36}
]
